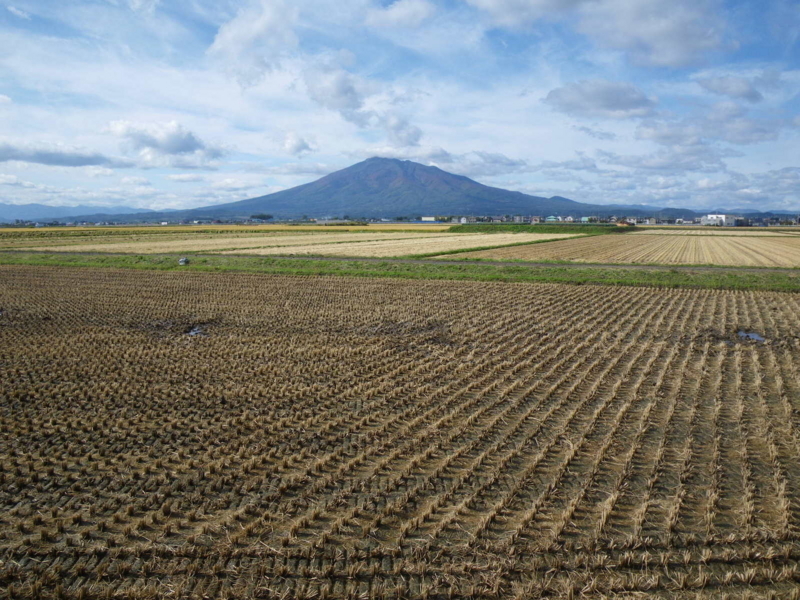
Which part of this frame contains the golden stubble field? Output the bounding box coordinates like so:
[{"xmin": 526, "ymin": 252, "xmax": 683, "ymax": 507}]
[
  {"xmin": 3, "ymin": 228, "xmax": 577, "ymax": 258},
  {"xmin": 453, "ymin": 234, "xmax": 800, "ymax": 267},
  {"xmin": 2, "ymin": 266, "xmax": 800, "ymax": 598},
  {"xmin": 215, "ymin": 233, "xmax": 578, "ymax": 258},
  {"xmin": 17, "ymin": 232, "xmax": 450, "ymax": 254},
  {"xmin": 630, "ymin": 229, "xmax": 798, "ymax": 236}
]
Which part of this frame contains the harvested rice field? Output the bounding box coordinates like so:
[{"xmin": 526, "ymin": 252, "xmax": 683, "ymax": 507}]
[
  {"xmin": 216, "ymin": 233, "xmax": 578, "ymax": 258},
  {"xmin": 3, "ymin": 265, "xmax": 800, "ymax": 598},
  {"xmin": 5, "ymin": 228, "xmax": 577, "ymax": 258},
  {"xmin": 18, "ymin": 232, "xmax": 453, "ymax": 254},
  {"xmin": 631, "ymin": 229, "xmax": 797, "ymax": 236},
  {"xmin": 451, "ymin": 234, "xmax": 800, "ymax": 267}
]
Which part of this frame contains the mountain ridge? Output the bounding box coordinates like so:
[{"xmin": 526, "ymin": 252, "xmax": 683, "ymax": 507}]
[{"xmin": 0, "ymin": 202, "xmax": 155, "ymax": 223}]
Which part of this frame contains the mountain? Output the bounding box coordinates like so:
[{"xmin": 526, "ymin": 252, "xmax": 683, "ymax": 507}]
[
  {"xmin": 63, "ymin": 157, "xmax": 719, "ymax": 223},
  {"xmin": 0, "ymin": 202, "xmax": 154, "ymax": 223}
]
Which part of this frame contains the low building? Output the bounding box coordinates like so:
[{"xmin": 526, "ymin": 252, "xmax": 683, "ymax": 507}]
[
  {"xmin": 701, "ymin": 214, "xmax": 738, "ymax": 226},
  {"xmin": 421, "ymin": 216, "xmax": 437, "ymax": 222}
]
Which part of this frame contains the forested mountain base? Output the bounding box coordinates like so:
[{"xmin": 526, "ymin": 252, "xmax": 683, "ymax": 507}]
[{"xmin": 2, "ymin": 266, "xmax": 800, "ymax": 598}]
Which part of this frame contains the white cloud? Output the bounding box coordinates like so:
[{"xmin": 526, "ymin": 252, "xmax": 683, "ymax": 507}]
[
  {"xmin": 0, "ymin": 141, "xmax": 132, "ymax": 168},
  {"xmin": 597, "ymin": 145, "xmax": 737, "ymax": 173},
  {"xmin": 7, "ymin": 6, "xmax": 30, "ymax": 19},
  {"xmin": 636, "ymin": 121, "xmax": 705, "ymax": 146},
  {"xmin": 85, "ymin": 166, "xmax": 115, "ymax": 178},
  {"xmin": 167, "ymin": 173, "xmax": 206, "ymax": 182},
  {"xmin": 283, "ymin": 131, "xmax": 312, "ymax": 156},
  {"xmin": 303, "ymin": 65, "xmax": 423, "ymax": 147},
  {"xmin": 120, "ymin": 176, "xmax": 151, "ymax": 185},
  {"xmin": 573, "ymin": 125, "xmax": 617, "ymax": 140},
  {"xmin": 383, "ymin": 114, "xmax": 422, "ymax": 147},
  {"xmin": 211, "ymin": 178, "xmax": 261, "ymax": 191},
  {"xmin": 465, "ymin": 0, "xmax": 728, "ymax": 67},
  {"xmin": 126, "ymin": 0, "xmax": 160, "ymax": 12},
  {"xmin": 463, "ymin": 0, "xmax": 584, "ymax": 26},
  {"xmin": 207, "ymin": 0, "xmax": 298, "ymax": 85},
  {"xmin": 576, "ymin": 0, "xmax": 728, "ymax": 68},
  {"xmin": 531, "ymin": 152, "xmax": 600, "ymax": 173},
  {"xmin": 0, "ymin": 174, "xmax": 35, "ymax": 187},
  {"xmin": 697, "ymin": 76, "xmax": 763, "ymax": 102},
  {"xmin": 304, "ymin": 66, "xmax": 372, "ymax": 127},
  {"xmin": 246, "ymin": 162, "xmax": 334, "ymax": 176},
  {"xmin": 108, "ymin": 120, "xmax": 223, "ymax": 168},
  {"xmin": 366, "ymin": 0, "xmax": 436, "ymax": 28},
  {"xmin": 0, "ymin": 95, "xmax": 12, "ymax": 104},
  {"xmin": 638, "ymin": 102, "xmax": 791, "ymax": 147},
  {"xmin": 544, "ymin": 80, "xmax": 656, "ymax": 119}
]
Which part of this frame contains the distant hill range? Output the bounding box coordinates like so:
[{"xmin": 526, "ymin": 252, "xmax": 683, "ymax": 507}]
[
  {"xmin": 3, "ymin": 158, "xmax": 798, "ymax": 223},
  {"xmin": 0, "ymin": 202, "xmax": 155, "ymax": 223}
]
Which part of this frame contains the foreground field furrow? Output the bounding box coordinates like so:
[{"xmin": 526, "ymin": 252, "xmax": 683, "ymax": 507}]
[
  {"xmin": 510, "ymin": 292, "xmax": 688, "ymax": 548},
  {"xmin": 675, "ymin": 345, "xmax": 727, "ymax": 537},
  {"xmin": 293, "ymin": 286, "xmax": 631, "ymax": 549},
  {"xmin": 3, "ymin": 266, "xmax": 800, "ymax": 598},
  {"xmin": 216, "ymin": 287, "xmax": 607, "ymax": 547},
  {"xmin": 459, "ymin": 291, "xmax": 678, "ymax": 549}
]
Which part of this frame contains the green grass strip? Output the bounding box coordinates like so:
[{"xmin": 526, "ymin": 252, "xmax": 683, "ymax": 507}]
[{"xmin": 3, "ymin": 251, "xmax": 800, "ymax": 292}]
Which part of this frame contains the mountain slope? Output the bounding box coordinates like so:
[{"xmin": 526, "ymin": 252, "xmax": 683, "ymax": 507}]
[{"xmin": 212, "ymin": 158, "xmax": 594, "ymax": 218}]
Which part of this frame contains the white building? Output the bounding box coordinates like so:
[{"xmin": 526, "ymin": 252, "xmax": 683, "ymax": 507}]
[
  {"xmin": 701, "ymin": 214, "xmax": 738, "ymax": 226},
  {"xmin": 421, "ymin": 216, "xmax": 437, "ymax": 222}
]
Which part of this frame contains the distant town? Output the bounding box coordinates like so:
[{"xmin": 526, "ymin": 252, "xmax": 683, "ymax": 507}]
[{"xmin": 5, "ymin": 212, "xmax": 800, "ymax": 228}]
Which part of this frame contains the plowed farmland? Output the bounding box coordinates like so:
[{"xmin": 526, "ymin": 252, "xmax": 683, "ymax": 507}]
[
  {"xmin": 9, "ymin": 230, "xmax": 577, "ymax": 258},
  {"xmin": 216, "ymin": 233, "xmax": 577, "ymax": 257},
  {"xmin": 20, "ymin": 232, "xmax": 450, "ymax": 254},
  {"xmin": 453, "ymin": 234, "xmax": 800, "ymax": 267},
  {"xmin": 2, "ymin": 266, "xmax": 800, "ymax": 599},
  {"xmin": 631, "ymin": 229, "xmax": 797, "ymax": 236}
]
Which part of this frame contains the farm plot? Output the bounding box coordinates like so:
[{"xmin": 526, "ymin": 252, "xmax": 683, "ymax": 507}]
[
  {"xmin": 217, "ymin": 232, "xmax": 578, "ymax": 257},
  {"xmin": 3, "ymin": 266, "xmax": 800, "ymax": 598},
  {"xmin": 17, "ymin": 232, "xmax": 456, "ymax": 254},
  {"xmin": 0, "ymin": 231, "xmax": 326, "ymax": 250},
  {"xmin": 453, "ymin": 234, "xmax": 800, "ymax": 267},
  {"xmin": 631, "ymin": 229, "xmax": 795, "ymax": 236}
]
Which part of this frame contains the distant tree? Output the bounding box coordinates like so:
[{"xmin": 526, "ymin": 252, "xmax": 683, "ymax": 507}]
[{"xmin": 250, "ymin": 213, "xmax": 273, "ymax": 220}]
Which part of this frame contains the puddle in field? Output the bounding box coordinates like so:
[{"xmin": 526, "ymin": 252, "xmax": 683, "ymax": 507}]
[
  {"xmin": 186, "ymin": 325, "xmax": 207, "ymax": 337},
  {"xmin": 738, "ymin": 330, "xmax": 766, "ymax": 342}
]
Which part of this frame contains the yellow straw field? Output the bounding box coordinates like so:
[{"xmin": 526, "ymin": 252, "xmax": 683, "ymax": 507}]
[
  {"xmin": 630, "ymin": 229, "xmax": 796, "ymax": 236},
  {"xmin": 452, "ymin": 234, "xmax": 800, "ymax": 267},
  {"xmin": 217, "ymin": 233, "xmax": 579, "ymax": 257},
  {"xmin": 18, "ymin": 232, "xmax": 450, "ymax": 254}
]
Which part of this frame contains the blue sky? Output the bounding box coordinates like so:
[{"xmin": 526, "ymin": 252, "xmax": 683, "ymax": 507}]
[{"xmin": 0, "ymin": 0, "xmax": 799, "ymax": 211}]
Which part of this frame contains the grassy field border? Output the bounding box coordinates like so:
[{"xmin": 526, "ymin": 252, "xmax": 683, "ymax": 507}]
[{"xmin": 3, "ymin": 251, "xmax": 800, "ymax": 292}]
